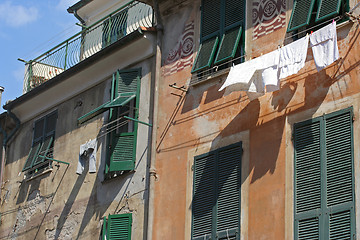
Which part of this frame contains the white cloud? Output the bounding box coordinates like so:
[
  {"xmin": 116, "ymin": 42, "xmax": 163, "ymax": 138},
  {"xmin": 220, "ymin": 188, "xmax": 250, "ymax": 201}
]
[
  {"xmin": 56, "ymin": 0, "xmax": 79, "ymax": 10},
  {"xmin": 0, "ymin": 2, "xmax": 39, "ymax": 27}
]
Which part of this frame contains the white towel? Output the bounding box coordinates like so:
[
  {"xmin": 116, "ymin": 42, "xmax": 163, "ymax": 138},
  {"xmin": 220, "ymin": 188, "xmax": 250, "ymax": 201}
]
[
  {"xmin": 310, "ymin": 21, "xmax": 339, "ymax": 71},
  {"xmin": 279, "ymin": 34, "xmax": 309, "ymax": 79}
]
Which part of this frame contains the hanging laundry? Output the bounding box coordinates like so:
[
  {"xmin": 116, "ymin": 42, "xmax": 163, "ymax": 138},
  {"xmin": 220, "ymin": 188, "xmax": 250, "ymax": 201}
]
[
  {"xmin": 219, "ymin": 49, "xmax": 280, "ymax": 93},
  {"xmin": 218, "ymin": 59, "xmax": 259, "ymax": 92},
  {"xmin": 77, "ymin": 139, "xmax": 97, "ymax": 175},
  {"xmin": 310, "ymin": 21, "xmax": 339, "ymax": 71},
  {"xmin": 279, "ymin": 34, "xmax": 309, "ymax": 79}
]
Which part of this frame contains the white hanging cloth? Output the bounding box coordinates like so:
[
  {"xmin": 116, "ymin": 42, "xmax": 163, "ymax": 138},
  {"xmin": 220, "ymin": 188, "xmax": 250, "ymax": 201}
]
[
  {"xmin": 279, "ymin": 34, "xmax": 309, "ymax": 79},
  {"xmin": 310, "ymin": 21, "xmax": 339, "ymax": 71}
]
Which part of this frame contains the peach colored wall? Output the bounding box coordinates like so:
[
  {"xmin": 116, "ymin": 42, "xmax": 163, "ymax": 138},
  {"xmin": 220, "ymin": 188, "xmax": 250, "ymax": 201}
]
[{"xmin": 152, "ymin": 1, "xmax": 360, "ymax": 238}]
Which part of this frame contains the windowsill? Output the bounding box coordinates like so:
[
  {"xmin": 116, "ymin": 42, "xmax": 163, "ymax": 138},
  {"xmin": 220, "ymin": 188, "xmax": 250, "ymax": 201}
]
[
  {"xmin": 101, "ymin": 169, "xmax": 135, "ymax": 183},
  {"xmin": 190, "ymin": 67, "xmax": 230, "ymax": 86},
  {"xmin": 336, "ymin": 19, "xmax": 353, "ymax": 29},
  {"xmin": 25, "ymin": 168, "xmax": 53, "ymax": 182}
]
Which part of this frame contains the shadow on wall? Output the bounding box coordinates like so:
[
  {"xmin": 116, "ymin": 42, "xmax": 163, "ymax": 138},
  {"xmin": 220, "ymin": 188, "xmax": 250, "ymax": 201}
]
[{"xmin": 189, "ymin": 67, "xmax": 341, "ymax": 224}]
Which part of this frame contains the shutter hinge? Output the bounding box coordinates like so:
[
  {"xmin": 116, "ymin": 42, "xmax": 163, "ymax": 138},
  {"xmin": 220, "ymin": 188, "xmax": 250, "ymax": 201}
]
[
  {"xmin": 352, "ymin": 115, "xmax": 355, "ymax": 122},
  {"xmin": 191, "ymin": 165, "xmax": 194, "ymax": 171}
]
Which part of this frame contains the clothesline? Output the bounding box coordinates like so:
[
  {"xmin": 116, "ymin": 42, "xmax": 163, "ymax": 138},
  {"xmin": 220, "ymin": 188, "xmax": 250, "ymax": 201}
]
[{"xmin": 192, "ymin": 15, "xmax": 344, "ymax": 82}]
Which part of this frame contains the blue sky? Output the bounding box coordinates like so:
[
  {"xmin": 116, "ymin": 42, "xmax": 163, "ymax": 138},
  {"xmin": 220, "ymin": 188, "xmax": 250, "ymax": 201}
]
[{"xmin": 0, "ymin": 0, "xmax": 80, "ymax": 113}]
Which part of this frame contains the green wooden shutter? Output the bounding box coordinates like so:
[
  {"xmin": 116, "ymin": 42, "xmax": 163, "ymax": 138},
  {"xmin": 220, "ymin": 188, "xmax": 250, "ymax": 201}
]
[
  {"xmin": 192, "ymin": 153, "xmax": 216, "ymax": 239},
  {"xmin": 216, "ymin": 144, "xmax": 242, "ymax": 239},
  {"xmin": 224, "ymin": 0, "xmax": 245, "ymax": 28},
  {"xmin": 109, "ymin": 69, "xmax": 141, "ymax": 172},
  {"xmin": 287, "ymin": 0, "xmax": 316, "ymax": 32},
  {"xmin": 214, "ymin": 27, "xmax": 242, "ymax": 64},
  {"xmin": 294, "ymin": 108, "xmax": 355, "ymax": 240},
  {"xmin": 294, "ymin": 120, "xmax": 322, "ymax": 239},
  {"xmin": 192, "ymin": 142, "xmax": 242, "ymax": 240},
  {"xmin": 316, "ymin": 0, "xmax": 342, "ymax": 22},
  {"xmin": 23, "ymin": 142, "xmax": 41, "ymax": 171},
  {"xmin": 34, "ymin": 136, "xmax": 54, "ymax": 165},
  {"xmin": 107, "ymin": 213, "xmax": 132, "ymax": 240},
  {"xmin": 201, "ymin": 0, "xmax": 221, "ymax": 38},
  {"xmin": 191, "ymin": 37, "xmax": 219, "ymax": 73},
  {"xmin": 324, "ymin": 111, "xmax": 355, "ymax": 239}
]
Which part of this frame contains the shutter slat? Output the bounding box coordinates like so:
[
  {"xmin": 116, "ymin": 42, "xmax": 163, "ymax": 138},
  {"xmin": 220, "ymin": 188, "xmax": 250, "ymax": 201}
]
[
  {"xmin": 329, "ymin": 211, "xmax": 351, "ymax": 240},
  {"xmin": 117, "ymin": 70, "xmax": 139, "ymax": 95},
  {"xmin": 298, "ymin": 218, "xmax": 319, "ymax": 239}
]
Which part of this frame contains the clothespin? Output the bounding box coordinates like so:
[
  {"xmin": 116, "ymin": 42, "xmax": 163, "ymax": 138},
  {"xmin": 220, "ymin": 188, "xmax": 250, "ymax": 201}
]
[
  {"xmin": 310, "ymin": 31, "xmax": 313, "ymax": 35},
  {"xmin": 332, "ymin": 19, "xmax": 335, "ymax": 24}
]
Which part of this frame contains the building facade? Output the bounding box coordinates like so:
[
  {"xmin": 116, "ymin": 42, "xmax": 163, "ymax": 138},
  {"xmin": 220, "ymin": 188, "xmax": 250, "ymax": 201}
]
[{"xmin": 1, "ymin": 0, "xmax": 360, "ymax": 239}]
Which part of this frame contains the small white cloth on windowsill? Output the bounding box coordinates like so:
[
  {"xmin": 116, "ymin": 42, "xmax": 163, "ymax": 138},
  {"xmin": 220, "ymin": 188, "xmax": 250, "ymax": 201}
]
[{"xmin": 77, "ymin": 139, "xmax": 97, "ymax": 175}]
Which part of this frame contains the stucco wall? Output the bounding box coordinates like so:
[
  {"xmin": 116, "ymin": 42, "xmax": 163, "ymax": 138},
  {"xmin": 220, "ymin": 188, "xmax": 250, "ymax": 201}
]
[
  {"xmin": 152, "ymin": 0, "xmax": 360, "ymax": 239},
  {"xmin": 0, "ymin": 59, "xmax": 153, "ymax": 240}
]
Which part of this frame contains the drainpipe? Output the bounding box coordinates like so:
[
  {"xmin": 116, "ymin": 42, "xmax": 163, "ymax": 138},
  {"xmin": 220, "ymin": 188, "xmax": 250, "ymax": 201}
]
[{"xmin": 145, "ymin": 0, "xmax": 163, "ymax": 240}]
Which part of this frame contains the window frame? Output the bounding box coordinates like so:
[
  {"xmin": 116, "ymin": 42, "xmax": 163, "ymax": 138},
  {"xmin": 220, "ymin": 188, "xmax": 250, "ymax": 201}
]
[{"xmin": 191, "ymin": 0, "xmax": 245, "ymax": 73}]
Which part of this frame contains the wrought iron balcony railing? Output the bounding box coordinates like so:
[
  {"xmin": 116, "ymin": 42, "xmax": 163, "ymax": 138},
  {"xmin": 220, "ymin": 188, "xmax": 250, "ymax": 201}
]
[{"xmin": 23, "ymin": 1, "xmax": 154, "ymax": 93}]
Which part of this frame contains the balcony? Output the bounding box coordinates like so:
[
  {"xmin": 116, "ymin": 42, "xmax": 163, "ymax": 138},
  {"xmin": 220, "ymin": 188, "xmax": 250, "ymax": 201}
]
[{"xmin": 23, "ymin": 1, "xmax": 154, "ymax": 93}]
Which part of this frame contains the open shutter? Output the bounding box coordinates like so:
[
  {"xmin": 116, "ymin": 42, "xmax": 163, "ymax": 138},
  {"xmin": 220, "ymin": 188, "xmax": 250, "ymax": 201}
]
[
  {"xmin": 287, "ymin": 0, "xmax": 316, "ymax": 32},
  {"xmin": 294, "ymin": 120, "xmax": 322, "ymax": 239},
  {"xmin": 23, "ymin": 142, "xmax": 41, "ymax": 171},
  {"xmin": 216, "ymin": 144, "xmax": 242, "ymax": 239},
  {"xmin": 107, "ymin": 214, "xmax": 132, "ymax": 240},
  {"xmin": 34, "ymin": 136, "xmax": 54, "ymax": 165},
  {"xmin": 325, "ymin": 111, "xmax": 355, "ymax": 238},
  {"xmin": 192, "ymin": 153, "xmax": 216, "ymax": 240},
  {"xmin": 191, "ymin": 37, "xmax": 219, "ymax": 73},
  {"xmin": 109, "ymin": 69, "xmax": 140, "ymax": 172},
  {"xmin": 316, "ymin": 0, "xmax": 342, "ymax": 22},
  {"xmin": 214, "ymin": 27, "xmax": 242, "ymax": 64}
]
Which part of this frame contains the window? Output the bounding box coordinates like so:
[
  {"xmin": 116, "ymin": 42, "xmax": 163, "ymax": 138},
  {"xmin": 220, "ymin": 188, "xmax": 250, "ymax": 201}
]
[
  {"xmin": 102, "ymin": 9, "xmax": 129, "ymax": 48},
  {"xmin": 77, "ymin": 68, "xmax": 141, "ymax": 174},
  {"xmin": 287, "ymin": 0, "xmax": 348, "ymax": 32},
  {"xmin": 293, "ymin": 108, "xmax": 355, "ymax": 239},
  {"xmin": 192, "ymin": 142, "xmax": 242, "ymax": 240},
  {"xmin": 102, "ymin": 213, "xmax": 132, "ymax": 240},
  {"xmin": 191, "ymin": 0, "xmax": 245, "ymax": 73},
  {"xmin": 23, "ymin": 111, "xmax": 57, "ymax": 173}
]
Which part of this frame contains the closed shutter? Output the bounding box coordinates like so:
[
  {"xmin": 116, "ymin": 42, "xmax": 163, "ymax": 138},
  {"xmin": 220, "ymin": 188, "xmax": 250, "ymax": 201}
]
[
  {"xmin": 216, "ymin": 145, "xmax": 241, "ymax": 239},
  {"xmin": 201, "ymin": 0, "xmax": 221, "ymax": 38},
  {"xmin": 192, "ymin": 153, "xmax": 216, "ymax": 239},
  {"xmin": 109, "ymin": 69, "xmax": 141, "ymax": 172},
  {"xmin": 316, "ymin": 0, "xmax": 342, "ymax": 22},
  {"xmin": 224, "ymin": 0, "xmax": 245, "ymax": 28},
  {"xmin": 287, "ymin": 0, "xmax": 316, "ymax": 32},
  {"xmin": 192, "ymin": 142, "xmax": 242, "ymax": 240},
  {"xmin": 294, "ymin": 108, "xmax": 355, "ymax": 239},
  {"xmin": 324, "ymin": 111, "xmax": 355, "ymax": 239},
  {"xmin": 107, "ymin": 213, "xmax": 132, "ymax": 240},
  {"xmin": 294, "ymin": 120, "xmax": 322, "ymax": 239}
]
